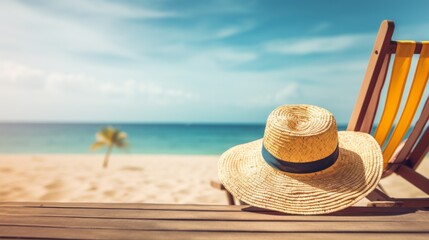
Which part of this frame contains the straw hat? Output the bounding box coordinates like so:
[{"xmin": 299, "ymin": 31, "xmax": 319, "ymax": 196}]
[{"xmin": 218, "ymin": 104, "xmax": 383, "ymax": 215}]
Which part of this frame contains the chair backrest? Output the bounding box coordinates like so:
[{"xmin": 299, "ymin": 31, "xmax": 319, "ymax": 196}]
[{"xmin": 347, "ymin": 20, "xmax": 429, "ymax": 176}]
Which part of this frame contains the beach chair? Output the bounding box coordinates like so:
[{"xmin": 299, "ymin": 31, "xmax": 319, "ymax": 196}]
[
  {"xmin": 212, "ymin": 20, "xmax": 429, "ymax": 207},
  {"xmin": 348, "ymin": 20, "xmax": 429, "ymax": 208}
]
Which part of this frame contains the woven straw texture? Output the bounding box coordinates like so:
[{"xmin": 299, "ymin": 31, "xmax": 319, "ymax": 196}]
[
  {"xmin": 264, "ymin": 105, "xmax": 338, "ymax": 163},
  {"xmin": 218, "ymin": 105, "xmax": 383, "ymax": 215}
]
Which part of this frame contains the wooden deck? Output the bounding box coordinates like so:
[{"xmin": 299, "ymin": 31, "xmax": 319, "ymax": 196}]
[{"xmin": 0, "ymin": 202, "xmax": 428, "ymax": 239}]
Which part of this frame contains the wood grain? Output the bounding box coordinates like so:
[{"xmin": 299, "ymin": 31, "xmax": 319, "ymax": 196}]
[{"xmin": 0, "ymin": 202, "xmax": 428, "ymax": 240}]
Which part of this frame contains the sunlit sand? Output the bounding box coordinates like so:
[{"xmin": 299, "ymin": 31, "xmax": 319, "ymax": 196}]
[
  {"xmin": 0, "ymin": 154, "xmax": 225, "ymax": 204},
  {"xmin": 0, "ymin": 154, "xmax": 427, "ymax": 204}
]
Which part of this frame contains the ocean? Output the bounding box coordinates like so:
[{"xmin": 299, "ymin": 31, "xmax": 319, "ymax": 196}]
[{"xmin": 0, "ymin": 123, "xmax": 349, "ymax": 154}]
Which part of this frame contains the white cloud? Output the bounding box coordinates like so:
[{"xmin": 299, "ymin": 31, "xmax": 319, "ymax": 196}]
[
  {"xmin": 99, "ymin": 80, "xmax": 195, "ymax": 102},
  {"xmin": 210, "ymin": 49, "xmax": 257, "ymax": 63},
  {"xmin": 0, "ymin": 61, "xmax": 45, "ymax": 88},
  {"xmin": 0, "ymin": 0, "xmax": 260, "ymax": 70},
  {"xmin": 0, "ymin": 55, "xmax": 367, "ymax": 122},
  {"xmin": 215, "ymin": 22, "xmax": 255, "ymax": 39},
  {"xmin": 274, "ymin": 83, "xmax": 300, "ymax": 102},
  {"xmin": 264, "ymin": 34, "xmax": 373, "ymax": 55},
  {"xmin": 0, "ymin": 61, "xmax": 100, "ymax": 93},
  {"xmin": 0, "ymin": 61, "xmax": 195, "ymax": 105},
  {"xmin": 0, "ymin": 1, "xmax": 382, "ymax": 123},
  {"xmin": 216, "ymin": 27, "xmax": 243, "ymax": 38},
  {"xmin": 138, "ymin": 82, "xmax": 195, "ymax": 100},
  {"xmin": 239, "ymin": 82, "xmax": 301, "ymax": 108},
  {"xmin": 0, "ymin": 0, "xmax": 136, "ymax": 61},
  {"xmin": 181, "ymin": 0, "xmax": 254, "ymax": 15},
  {"xmin": 38, "ymin": 0, "xmax": 177, "ymax": 19},
  {"xmin": 45, "ymin": 73, "xmax": 97, "ymax": 94},
  {"xmin": 309, "ymin": 22, "xmax": 331, "ymax": 33},
  {"xmin": 99, "ymin": 80, "xmax": 136, "ymax": 97}
]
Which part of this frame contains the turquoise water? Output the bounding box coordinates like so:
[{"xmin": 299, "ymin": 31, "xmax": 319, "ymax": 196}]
[{"xmin": 0, "ymin": 123, "xmax": 348, "ymax": 154}]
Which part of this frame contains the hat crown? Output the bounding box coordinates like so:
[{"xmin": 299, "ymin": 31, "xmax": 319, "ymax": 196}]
[{"xmin": 263, "ymin": 105, "xmax": 338, "ymax": 163}]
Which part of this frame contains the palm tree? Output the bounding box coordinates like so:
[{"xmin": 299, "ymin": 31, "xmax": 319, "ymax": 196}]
[{"xmin": 90, "ymin": 126, "xmax": 129, "ymax": 168}]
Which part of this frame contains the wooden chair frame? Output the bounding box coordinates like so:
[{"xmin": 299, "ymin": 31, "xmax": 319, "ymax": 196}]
[{"xmin": 348, "ymin": 20, "xmax": 429, "ymax": 208}]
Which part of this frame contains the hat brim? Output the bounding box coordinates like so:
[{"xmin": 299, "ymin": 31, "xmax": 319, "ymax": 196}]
[{"xmin": 218, "ymin": 131, "xmax": 383, "ymax": 215}]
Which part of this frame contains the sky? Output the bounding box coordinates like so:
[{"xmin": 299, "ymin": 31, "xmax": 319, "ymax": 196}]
[{"xmin": 0, "ymin": 0, "xmax": 428, "ymax": 124}]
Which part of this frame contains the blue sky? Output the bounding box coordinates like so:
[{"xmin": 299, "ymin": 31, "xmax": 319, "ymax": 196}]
[{"xmin": 0, "ymin": 0, "xmax": 428, "ymax": 123}]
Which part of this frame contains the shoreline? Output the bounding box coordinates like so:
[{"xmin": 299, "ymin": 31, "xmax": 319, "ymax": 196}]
[{"xmin": 0, "ymin": 153, "xmax": 221, "ymax": 156}]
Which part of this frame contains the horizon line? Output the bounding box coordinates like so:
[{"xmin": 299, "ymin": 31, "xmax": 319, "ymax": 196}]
[{"xmin": 0, "ymin": 120, "xmax": 351, "ymax": 126}]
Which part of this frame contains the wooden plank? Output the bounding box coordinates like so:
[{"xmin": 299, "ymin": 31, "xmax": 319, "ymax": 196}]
[
  {"xmin": 210, "ymin": 180, "xmax": 226, "ymax": 190},
  {"xmin": 359, "ymin": 53, "xmax": 391, "ymax": 133},
  {"xmin": 408, "ymin": 124, "xmax": 429, "ymax": 169},
  {"xmin": 0, "ymin": 203, "xmax": 425, "ymax": 216},
  {"xmin": 396, "ymin": 165, "xmax": 429, "ymax": 194},
  {"xmin": 348, "ymin": 20, "xmax": 394, "ymax": 132},
  {"xmin": 369, "ymin": 199, "xmax": 429, "ymax": 208},
  {"xmin": 0, "ymin": 202, "xmax": 422, "ymax": 215},
  {"xmin": 367, "ymin": 201, "xmax": 404, "ymax": 207},
  {"xmin": 1, "ymin": 215, "xmax": 429, "ymax": 232},
  {"xmin": 0, "ymin": 206, "xmax": 425, "ymax": 221},
  {"xmin": 0, "ymin": 203, "xmax": 429, "ymax": 240},
  {"xmin": 390, "ymin": 41, "xmax": 424, "ymax": 54},
  {"xmin": 0, "ymin": 238, "xmax": 46, "ymax": 240},
  {"xmin": 1, "ymin": 226, "xmax": 429, "ymax": 240},
  {"xmin": 0, "ymin": 202, "xmax": 245, "ymax": 211},
  {"xmin": 366, "ymin": 188, "xmax": 391, "ymax": 201},
  {"xmin": 210, "ymin": 181, "xmax": 235, "ymax": 205}
]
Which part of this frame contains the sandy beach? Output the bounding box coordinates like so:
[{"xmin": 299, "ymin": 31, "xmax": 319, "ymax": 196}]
[
  {"xmin": 0, "ymin": 154, "xmax": 428, "ymax": 204},
  {"xmin": 0, "ymin": 154, "xmax": 225, "ymax": 204}
]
